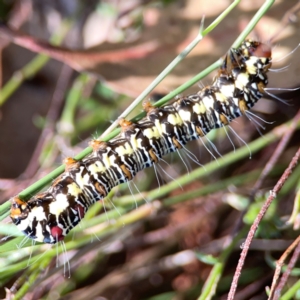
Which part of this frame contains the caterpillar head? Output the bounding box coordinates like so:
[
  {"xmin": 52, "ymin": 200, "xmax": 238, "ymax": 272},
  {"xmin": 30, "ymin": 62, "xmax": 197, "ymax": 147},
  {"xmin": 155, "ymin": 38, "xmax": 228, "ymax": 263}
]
[
  {"xmin": 221, "ymin": 40, "xmax": 272, "ymax": 75},
  {"xmin": 242, "ymin": 40, "xmax": 272, "ymax": 59},
  {"xmin": 240, "ymin": 40, "xmax": 272, "ymax": 73},
  {"xmin": 10, "ymin": 195, "xmax": 65, "ymax": 244}
]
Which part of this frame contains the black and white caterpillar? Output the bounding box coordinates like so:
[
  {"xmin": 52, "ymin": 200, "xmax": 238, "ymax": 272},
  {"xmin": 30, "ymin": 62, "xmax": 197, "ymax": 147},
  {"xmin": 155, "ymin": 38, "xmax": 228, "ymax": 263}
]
[{"xmin": 10, "ymin": 40, "xmax": 272, "ymax": 244}]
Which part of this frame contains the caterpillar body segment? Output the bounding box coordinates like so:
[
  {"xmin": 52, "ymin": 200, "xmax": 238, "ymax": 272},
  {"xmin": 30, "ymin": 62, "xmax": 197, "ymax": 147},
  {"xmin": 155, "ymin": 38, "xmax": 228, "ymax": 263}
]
[{"xmin": 10, "ymin": 40, "xmax": 272, "ymax": 244}]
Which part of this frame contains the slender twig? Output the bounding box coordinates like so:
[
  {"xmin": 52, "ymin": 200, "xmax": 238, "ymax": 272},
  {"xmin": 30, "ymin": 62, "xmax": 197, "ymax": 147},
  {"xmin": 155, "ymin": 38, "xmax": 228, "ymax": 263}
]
[
  {"xmin": 0, "ymin": 0, "xmax": 32, "ymax": 86},
  {"xmin": 198, "ymin": 228, "xmax": 248, "ymax": 300},
  {"xmin": 154, "ymin": 0, "xmax": 275, "ymax": 109},
  {"xmin": 0, "ymin": 2, "xmax": 247, "ymax": 203},
  {"xmin": 281, "ymin": 279, "xmax": 300, "ymax": 299},
  {"xmin": 227, "ymin": 147, "xmax": 300, "ymax": 300},
  {"xmin": 231, "ymin": 0, "xmax": 275, "ymax": 48},
  {"xmin": 285, "ymin": 181, "xmax": 300, "ymax": 229},
  {"xmin": 269, "ymin": 235, "xmax": 300, "ymax": 300},
  {"xmin": 100, "ymin": 0, "xmax": 242, "ymax": 138},
  {"xmin": 269, "ymin": 1, "xmax": 300, "ymax": 42},
  {"xmin": 99, "ymin": 18, "xmax": 205, "ymax": 140},
  {"xmin": 0, "ymin": 24, "xmax": 161, "ymax": 70},
  {"xmin": 22, "ymin": 65, "xmax": 73, "ymax": 178}
]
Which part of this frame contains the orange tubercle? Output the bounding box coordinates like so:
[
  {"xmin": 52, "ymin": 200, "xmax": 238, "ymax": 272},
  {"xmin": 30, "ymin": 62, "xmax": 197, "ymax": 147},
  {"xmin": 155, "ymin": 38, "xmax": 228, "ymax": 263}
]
[
  {"xmin": 63, "ymin": 157, "xmax": 79, "ymax": 171},
  {"xmin": 142, "ymin": 100, "xmax": 155, "ymax": 113},
  {"xmin": 89, "ymin": 140, "xmax": 107, "ymax": 152},
  {"xmin": 10, "ymin": 197, "xmax": 26, "ymax": 218},
  {"xmin": 119, "ymin": 118, "xmax": 134, "ymax": 132}
]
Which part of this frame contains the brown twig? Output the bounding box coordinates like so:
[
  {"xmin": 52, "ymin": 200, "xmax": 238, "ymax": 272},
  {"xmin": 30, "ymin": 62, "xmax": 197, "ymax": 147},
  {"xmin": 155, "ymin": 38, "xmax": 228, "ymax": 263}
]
[
  {"xmin": 221, "ymin": 274, "xmax": 272, "ymax": 300},
  {"xmin": 0, "ymin": 23, "xmax": 160, "ymax": 72},
  {"xmin": 269, "ymin": 234, "xmax": 300, "ymax": 300},
  {"xmin": 22, "ymin": 64, "xmax": 73, "ymax": 178},
  {"xmin": 227, "ymin": 146, "xmax": 300, "ymax": 300},
  {"xmin": 0, "ymin": 0, "xmax": 32, "ymax": 86},
  {"xmin": 269, "ymin": 1, "xmax": 300, "ymax": 42}
]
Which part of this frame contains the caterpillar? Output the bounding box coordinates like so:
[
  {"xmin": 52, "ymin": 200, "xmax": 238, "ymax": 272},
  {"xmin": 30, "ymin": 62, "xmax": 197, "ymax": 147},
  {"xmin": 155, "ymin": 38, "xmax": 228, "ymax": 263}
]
[{"xmin": 10, "ymin": 40, "xmax": 272, "ymax": 244}]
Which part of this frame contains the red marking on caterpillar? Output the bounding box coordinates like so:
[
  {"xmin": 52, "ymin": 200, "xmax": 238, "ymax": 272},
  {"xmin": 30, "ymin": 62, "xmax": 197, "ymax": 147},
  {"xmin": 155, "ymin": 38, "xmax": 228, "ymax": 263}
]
[{"xmin": 51, "ymin": 226, "xmax": 64, "ymax": 242}]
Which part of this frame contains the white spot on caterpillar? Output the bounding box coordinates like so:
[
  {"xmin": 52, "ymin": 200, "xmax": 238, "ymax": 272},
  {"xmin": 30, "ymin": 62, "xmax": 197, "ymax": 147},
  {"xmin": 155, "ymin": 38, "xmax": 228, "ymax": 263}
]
[
  {"xmin": 219, "ymin": 84, "xmax": 235, "ymax": 98},
  {"xmin": 143, "ymin": 126, "xmax": 161, "ymax": 139},
  {"xmin": 235, "ymin": 73, "xmax": 250, "ymax": 90},
  {"xmin": 167, "ymin": 113, "xmax": 182, "ymax": 126},
  {"xmin": 50, "ymin": 194, "xmax": 70, "ymax": 215},
  {"xmin": 178, "ymin": 109, "xmax": 191, "ymax": 122}
]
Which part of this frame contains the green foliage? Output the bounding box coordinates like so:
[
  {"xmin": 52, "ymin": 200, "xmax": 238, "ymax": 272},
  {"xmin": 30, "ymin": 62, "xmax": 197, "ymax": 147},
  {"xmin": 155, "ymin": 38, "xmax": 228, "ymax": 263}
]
[{"xmin": 1, "ymin": 1, "xmax": 300, "ymax": 299}]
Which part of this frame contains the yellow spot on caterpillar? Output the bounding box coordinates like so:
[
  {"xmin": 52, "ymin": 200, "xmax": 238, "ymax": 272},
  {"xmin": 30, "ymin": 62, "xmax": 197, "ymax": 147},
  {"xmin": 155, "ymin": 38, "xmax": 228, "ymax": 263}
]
[
  {"xmin": 49, "ymin": 195, "xmax": 69, "ymax": 216},
  {"xmin": 235, "ymin": 73, "xmax": 250, "ymax": 90},
  {"xmin": 143, "ymin": 126, "xmax": 161, "ymax": 140},
  {"xmin": 167, "ymin": 113, "xmax": 183, "ymax": 126},
  {"xmin": 193, "ymin": 102, "xmax": 206, "ymax": 114},
  {"xmin": 88, "ymin": 160, "xmax": 106, "ymax": 174}
]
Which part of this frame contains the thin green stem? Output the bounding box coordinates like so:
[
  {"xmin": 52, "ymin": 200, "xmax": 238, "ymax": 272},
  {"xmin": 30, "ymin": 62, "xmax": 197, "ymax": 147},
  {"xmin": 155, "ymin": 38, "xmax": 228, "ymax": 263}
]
[
  {"xmin": 198, "ymin": 228, "xmax": 248, "ymax": 300},
  {"xmin": 14, "ymin": 257, "xmax": 52, "ymax": 300},
  {"xmin": 0, "ymin": 207, "xmax": 10, "ymax": 221},
  {"xmin": 201, "ymin": 0, "xmax": 241, "ymax": 36},
  {"xmin": 163, "ymin": 170, "xmax": 260, "ymax": 207},
  {"xmin": 0, "ymin": 20, "xmax": 71, "ymax": 106},
  {"xmin": 146, "ymin": 121, "xmax": 299, "ymax": 202},
  {"xmin": 0, "ymin": 0, "xmax": 277, "ymax": 214},
  {"xmin": 155, "ymin": 0, "xmax": 275, "ymax": 109},
  {"xmin": 100, "ymin": 0, "xmax": 241, "ymax": 139},
  {"xmin": 0, "ymin": 55, "xmax": 49, "ymax": 106},
  {"xmin": 280, "ymin": 279, "xmax": 300, "ymax": 300},
  {"xmin": 1, "ymin": 111, "xmax": 299, "ymax": 220},
  {"xmin": 232, "ymin": 0, "xmax": 275, "ymax": 48},
  {"xmin": 58, "ymin": 73, "xmax": 91, "ymax": 136}
]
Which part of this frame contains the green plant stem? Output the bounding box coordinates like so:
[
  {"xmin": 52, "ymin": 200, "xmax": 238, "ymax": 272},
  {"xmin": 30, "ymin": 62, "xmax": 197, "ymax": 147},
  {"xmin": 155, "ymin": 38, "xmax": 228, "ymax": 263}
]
[
  {"xmin": 14, "ymin": 256, "xmax": 52, "ymax": 300},
  {"xmin": 155, "ymin": 0, "xmax": 275, "ymax": 108},
  {"xmin": 0, "ymin": 0, "xmax": 274, "ymax": 204},
  {"xmin": 0, "ymin": 114, "xmax": 299, "ymax": 222},
  {"xmin": 162, "ymin": 170, "xmax": 260, "ymax": 207},
  {"xmin": 0, "ymin": 20, "xmax": 71, "ymax": 106},
  {"xmin": 232, "ymin": 0, "xmax": 275, "ymax": 48},
  {"xmin": 116, "ymin": 120, "xmax": 300, "ymax": 206},
  {"xmin": 198, "ymin": 227, "xmax": 248, "ymax": 300},
  {"xmin": 100, "ymin": 0, "xmax": 241, "ymax": 139},
  {"xmin": 58, "ymin": 73, "xmax": 91, "ymax": 136},
  {"xmin": 280, "ymin": 279, "xmax": 300, "ymax": 300},
  {"xmin": 115, "ymin": 169, "xmax": 260, "ymax": 207}
]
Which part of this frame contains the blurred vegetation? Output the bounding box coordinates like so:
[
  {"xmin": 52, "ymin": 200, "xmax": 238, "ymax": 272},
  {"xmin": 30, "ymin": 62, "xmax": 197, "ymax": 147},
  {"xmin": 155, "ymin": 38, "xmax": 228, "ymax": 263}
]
[{"xmin": 0, "ymin": 0, "xmax": 300, "ymax": 299}]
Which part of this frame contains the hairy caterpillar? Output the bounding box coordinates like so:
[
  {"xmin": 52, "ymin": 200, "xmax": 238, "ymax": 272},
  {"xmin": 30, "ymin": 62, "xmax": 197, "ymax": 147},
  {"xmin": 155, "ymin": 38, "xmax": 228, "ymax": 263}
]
[{"xmin": 10, "ymin": 40, "xmax": 272, "ymax": 244}]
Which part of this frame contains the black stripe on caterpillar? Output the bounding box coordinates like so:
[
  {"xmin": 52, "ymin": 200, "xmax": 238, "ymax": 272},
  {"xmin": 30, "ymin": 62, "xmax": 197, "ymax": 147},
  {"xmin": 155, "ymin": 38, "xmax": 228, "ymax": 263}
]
[{"xmin": 10, "ymin": 40, "xmax": 272, "ymax": 244}]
